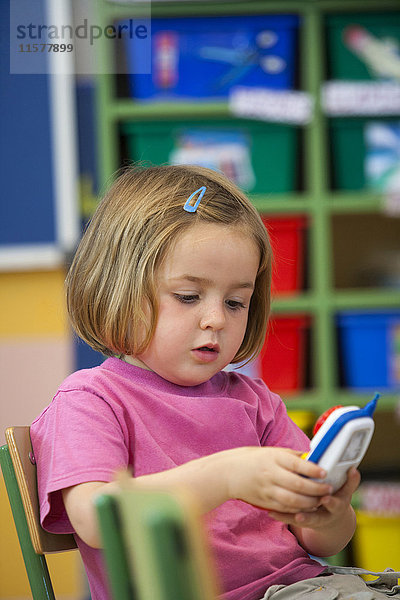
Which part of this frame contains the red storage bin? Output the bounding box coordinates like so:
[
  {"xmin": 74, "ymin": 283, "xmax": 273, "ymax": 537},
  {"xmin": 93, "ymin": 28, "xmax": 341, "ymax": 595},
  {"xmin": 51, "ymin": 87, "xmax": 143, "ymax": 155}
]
[
  {"xmin": 260, "ymin": 315, "xmax": 310, "ymax": 394},
  {"xmin": 262, "ymin": 215, "xmax": 307, "ymax": 295}
]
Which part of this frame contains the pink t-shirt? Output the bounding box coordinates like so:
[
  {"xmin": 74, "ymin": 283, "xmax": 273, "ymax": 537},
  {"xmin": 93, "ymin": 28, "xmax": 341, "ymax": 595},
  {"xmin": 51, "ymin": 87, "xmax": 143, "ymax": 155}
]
[{"xmin": 30, "ymin": 357, "xmax": 324, "ymax": 600}]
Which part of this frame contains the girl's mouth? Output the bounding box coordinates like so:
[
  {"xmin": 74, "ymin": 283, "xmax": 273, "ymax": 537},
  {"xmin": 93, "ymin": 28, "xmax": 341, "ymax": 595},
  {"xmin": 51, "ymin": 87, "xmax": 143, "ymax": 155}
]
[{"xmin": 192, "ymin": 345, "xmax": 220, "ymax": 363}]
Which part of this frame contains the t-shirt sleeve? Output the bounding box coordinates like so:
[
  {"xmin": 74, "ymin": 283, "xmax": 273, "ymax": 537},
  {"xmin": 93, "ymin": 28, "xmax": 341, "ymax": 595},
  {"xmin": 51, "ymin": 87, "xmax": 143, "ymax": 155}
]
[
  {"xmin": 30, "ymin": 389, "xmax": 129, "ymax": 534},
  {"xmin": 250, "ymin": 378, "xmax": 311, "ymax": 452}
]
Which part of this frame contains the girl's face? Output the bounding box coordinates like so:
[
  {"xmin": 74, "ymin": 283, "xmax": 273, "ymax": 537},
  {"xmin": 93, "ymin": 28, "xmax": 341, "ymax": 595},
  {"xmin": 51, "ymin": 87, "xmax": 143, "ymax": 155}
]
[{"xmin": 126, "ymin": 222, "xmax": 260, "ymax": 386}]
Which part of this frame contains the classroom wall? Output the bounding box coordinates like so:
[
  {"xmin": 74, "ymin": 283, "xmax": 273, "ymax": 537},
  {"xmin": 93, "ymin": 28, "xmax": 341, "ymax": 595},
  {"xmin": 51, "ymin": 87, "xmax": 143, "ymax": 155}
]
[
  {"xmin": 0, "ymin": 269, "xmax": 85, "ymax": 599},
  {"xmin": 0, "ymin": 270, "xmax": 72, "ymax": 443}
]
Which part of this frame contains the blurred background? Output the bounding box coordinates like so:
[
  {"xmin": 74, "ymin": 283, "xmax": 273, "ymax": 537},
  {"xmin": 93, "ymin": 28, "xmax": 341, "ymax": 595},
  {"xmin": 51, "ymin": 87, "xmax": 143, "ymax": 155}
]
[{"xmin": 1, "ymin": 0, "xmax": 400, "ymax": 597}]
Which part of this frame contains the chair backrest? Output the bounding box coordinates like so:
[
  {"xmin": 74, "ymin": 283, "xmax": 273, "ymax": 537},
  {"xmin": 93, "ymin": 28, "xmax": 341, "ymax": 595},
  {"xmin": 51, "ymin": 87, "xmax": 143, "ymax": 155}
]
[
  {"xmin": 0, "ymin": 426, "xmax": 77, "ymax": 600},
  {"xmin": 4, "ymin": 426, "xmax": 77, "ymax": 553}
]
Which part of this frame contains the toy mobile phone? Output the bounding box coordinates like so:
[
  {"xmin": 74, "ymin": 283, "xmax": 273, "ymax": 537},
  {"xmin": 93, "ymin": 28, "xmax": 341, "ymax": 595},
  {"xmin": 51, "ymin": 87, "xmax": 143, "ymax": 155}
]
[{"xmin": 304, "ymin": 393, "xmax": 379, "ymax": 493}]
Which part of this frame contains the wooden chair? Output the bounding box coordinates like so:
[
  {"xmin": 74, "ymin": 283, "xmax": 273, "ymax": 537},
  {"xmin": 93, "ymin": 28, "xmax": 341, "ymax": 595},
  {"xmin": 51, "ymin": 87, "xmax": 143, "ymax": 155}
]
[
  {"xmin": 1, "ymin": 426, "xmax": 218, "ymax": 600},
  {"xmin": 0, "ymin": 426, "xmax": 77, "ymax": 600}
]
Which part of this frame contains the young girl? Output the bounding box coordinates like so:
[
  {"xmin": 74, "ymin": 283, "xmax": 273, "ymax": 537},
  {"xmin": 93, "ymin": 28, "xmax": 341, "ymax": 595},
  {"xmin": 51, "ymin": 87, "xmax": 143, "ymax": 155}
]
[{"xmin": 31, "ymin": 165, "xmax": 393, "ymax": 600}]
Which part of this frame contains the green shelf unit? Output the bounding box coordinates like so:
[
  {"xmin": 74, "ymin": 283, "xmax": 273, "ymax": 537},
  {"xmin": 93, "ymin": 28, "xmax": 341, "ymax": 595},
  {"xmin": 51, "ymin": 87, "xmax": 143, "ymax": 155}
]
[
  {"xmin": 328, "ymin": 192, "xmax": 387, "ymax": 214},
  {"xmin": 108, "ymin": 100, "xmax": 232, "ymax": 121},
  {"xmin": 250, "ymin": 195, "xmax": 313, "ymax": 214},
  {"xmin": 272, "ymin": 293, "xmax": 319, "ymax": 313},
  {"xmin": 332, "ymin": 290, "xmax": 400, "ymax": 310},
  {"xmin": 95, "ymin": 0, "xmax": 400, "ymax": 413}
]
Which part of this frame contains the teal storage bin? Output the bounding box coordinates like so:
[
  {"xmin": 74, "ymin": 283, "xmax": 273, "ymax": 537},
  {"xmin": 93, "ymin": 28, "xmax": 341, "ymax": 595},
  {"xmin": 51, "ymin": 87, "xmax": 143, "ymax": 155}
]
[
  {"xmin": 329, "ymin": 118, "xmax": 367, "ymax": 190},
  {"xmin": 122, "ymin": 119, "xmax": 298, "ymax": 194},
  {"xmin": 326, "ymin": 11, "xmax": 400, "ymax": 191},
  {"xmin": 326, "ymin": 12, "xmax": 400, "ymax": 81},
  {"xmin": 337, "ymin": 311, "xmax": 400, "ymax": 390},
  {"xmin": 329, "ymin": 117, "xmax": 398, "ymax": 191}
]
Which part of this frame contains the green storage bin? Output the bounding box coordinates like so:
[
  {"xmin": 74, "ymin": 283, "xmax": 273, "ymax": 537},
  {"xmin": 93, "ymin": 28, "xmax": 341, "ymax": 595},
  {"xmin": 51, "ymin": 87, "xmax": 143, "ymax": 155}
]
[
  {"xmin": 326, "ymin": 12, "xmax": 400, "ymax": 80},
  {"xmin": 329, "ymin": 117, "xmax": 395, "ymax": 191},
  {"xmin": 122, "ymin": 119, "xmax": 298, "ymax": 194},
  {"xmin": 330, "ymin": 118, "xmax": 367, "ymax": 190}
]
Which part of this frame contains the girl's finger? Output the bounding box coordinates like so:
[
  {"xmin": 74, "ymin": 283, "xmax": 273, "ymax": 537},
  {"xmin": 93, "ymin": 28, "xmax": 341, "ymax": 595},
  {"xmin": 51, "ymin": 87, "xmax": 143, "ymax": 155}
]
[
  {"xmin": 268, "ymin": 508, "xmax": 322, "ymax": 527},
  {"xmin": 267, "ymin": 510, "xmax": 298, "ymax": 525},
  {"xmin": 293, "ymin": 508, "xmax": 329, "ymax": 527},
  {"xmin": 278, "ymin": 452, "xmax": 328, "ymax": 481},
  {"xmin": 333, "ymin": 467, "xmax": 361, "ymax": 499},
  {"xmin": 319, "ymin": 495, "xmax": 336, "ymax": 512},
  {"xmin": 270, "ymin": 468, "xmax": 333, "ymax": 499}
]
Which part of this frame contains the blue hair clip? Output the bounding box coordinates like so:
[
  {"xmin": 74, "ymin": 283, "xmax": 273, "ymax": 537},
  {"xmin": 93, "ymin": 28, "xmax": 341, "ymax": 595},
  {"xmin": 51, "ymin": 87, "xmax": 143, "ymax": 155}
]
[{"xmin": 183, "ymin": 186, "xmax": 206, "ymax": 213}]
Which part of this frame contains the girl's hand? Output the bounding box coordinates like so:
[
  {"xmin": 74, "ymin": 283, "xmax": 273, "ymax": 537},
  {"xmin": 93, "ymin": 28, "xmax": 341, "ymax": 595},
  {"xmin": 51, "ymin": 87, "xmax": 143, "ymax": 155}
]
[
  {"xmin": 226, "ymin": 446, "xmax": 333, "ymax": 514},
  {"xmin": 267, "ymin": 466, "xmax": 360, "ymax": 530}
]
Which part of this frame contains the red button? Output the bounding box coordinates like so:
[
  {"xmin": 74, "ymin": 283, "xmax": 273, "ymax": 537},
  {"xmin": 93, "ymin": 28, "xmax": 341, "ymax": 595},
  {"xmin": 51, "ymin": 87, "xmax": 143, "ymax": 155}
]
[{"xmin": 313, "ymin": 405, "xmax": 343, "ymax": 436}]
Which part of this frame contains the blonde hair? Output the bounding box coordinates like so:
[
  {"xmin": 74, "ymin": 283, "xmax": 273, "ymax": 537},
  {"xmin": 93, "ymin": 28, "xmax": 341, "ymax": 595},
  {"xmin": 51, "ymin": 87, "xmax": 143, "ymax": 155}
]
[{"xmin": 66, "ymin": 164, "xmax": 272, "ymax": 365}]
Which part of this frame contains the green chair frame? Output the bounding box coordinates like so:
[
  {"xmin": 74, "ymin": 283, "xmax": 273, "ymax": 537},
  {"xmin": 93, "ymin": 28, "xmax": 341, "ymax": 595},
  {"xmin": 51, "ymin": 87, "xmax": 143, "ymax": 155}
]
[
  {"xmin": 1, "ymin": 426, "xmax": 134, "ymax": 600},
  {"xmin": 1, "ymin": 426, "xmax": 218, "ymax": 600}
]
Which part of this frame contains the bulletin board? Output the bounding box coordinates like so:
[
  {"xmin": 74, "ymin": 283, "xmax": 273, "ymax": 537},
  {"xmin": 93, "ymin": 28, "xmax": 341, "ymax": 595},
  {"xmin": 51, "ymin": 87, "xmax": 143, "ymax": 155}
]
[{"xmin": 0, "ymin": 0, "xmax": 79, "ymax": 270}]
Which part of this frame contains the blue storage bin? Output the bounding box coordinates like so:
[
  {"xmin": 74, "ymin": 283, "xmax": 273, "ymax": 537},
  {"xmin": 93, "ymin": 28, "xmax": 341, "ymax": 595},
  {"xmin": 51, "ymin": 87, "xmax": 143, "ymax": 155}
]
[
  {"xmin": 337, "ymin": 311, "xmax": 400, "ymax": 390},
  {"xmin": 122, "ymin": 14, "xmax": 299, "ymax": 100}
]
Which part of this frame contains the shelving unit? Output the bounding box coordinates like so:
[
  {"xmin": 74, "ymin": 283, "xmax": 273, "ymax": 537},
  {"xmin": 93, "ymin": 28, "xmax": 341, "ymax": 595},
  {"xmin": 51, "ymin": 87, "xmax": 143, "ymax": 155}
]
[{"xmin": 95, "ymin": 0, "xmax": 400, "ymax": 412}]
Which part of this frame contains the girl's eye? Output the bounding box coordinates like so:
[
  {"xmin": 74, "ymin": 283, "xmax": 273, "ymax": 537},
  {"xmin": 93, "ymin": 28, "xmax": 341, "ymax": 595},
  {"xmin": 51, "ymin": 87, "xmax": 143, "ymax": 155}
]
[
  {"xmin": 174, "ymin": 294, "xmax": 199, "ymax": 304},
  {"xmin": 226, "ymin": 300, "xmax": 246, "ymax": 311}
]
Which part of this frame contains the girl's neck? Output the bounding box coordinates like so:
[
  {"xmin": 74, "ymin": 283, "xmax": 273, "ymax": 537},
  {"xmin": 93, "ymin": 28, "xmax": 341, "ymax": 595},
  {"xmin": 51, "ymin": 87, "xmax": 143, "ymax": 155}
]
[{"xmin": 120, "ymin": 354, "xmax": 153, "ymax": 372}]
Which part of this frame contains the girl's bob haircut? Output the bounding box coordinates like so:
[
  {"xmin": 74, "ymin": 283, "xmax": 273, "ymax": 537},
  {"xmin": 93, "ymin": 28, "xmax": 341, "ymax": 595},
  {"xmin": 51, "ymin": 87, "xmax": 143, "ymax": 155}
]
[{"xmin": 66, "ymin": 164, "xmax": 272, "ymax": 366}]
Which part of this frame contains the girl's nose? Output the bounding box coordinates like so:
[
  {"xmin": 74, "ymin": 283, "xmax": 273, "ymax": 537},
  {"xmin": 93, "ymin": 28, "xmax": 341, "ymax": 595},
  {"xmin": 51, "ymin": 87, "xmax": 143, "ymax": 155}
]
[{"xmin": 199, "ymin": 304, "xmax": 226, "ymax": 330}]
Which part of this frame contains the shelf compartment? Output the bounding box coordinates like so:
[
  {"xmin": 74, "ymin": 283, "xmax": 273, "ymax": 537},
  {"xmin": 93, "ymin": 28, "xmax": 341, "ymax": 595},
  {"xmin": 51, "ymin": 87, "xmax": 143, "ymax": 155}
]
[
  {"xmin": 326, "ymin": 11, "xmax": 400, "ymax": 81},
  {"xmin": 262, "ymin": 214, "xmax": 308, "ymax": 296},
  {"xmin": 121, "ymin": 14, "xmax": 299, "ymax": 102},
  {"xmin": 337, "ymin": 309, "xmax": 400, "ymax": 391},
  {"xmin": 332, "ymin": 213, "xmax": 400, "ymax": 291},
  {"xmin": 261, "ymin": 313, "xmax": 311, "ymax": 395},
  {"xmin": 329, "ymin": 117, "xmax": 400, "ymax": 193}
]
